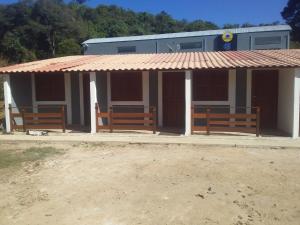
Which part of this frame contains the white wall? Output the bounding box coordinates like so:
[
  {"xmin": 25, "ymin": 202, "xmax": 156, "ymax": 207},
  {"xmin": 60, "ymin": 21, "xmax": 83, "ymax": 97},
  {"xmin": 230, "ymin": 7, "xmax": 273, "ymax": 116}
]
[{"xmin": 277, "ymin": 68, "xmax": 300, "ymax": 138}]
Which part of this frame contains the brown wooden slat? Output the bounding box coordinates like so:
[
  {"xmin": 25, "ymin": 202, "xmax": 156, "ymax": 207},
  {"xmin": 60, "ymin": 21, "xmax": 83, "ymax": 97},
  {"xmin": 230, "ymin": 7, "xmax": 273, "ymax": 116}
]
[
  {"xmin": 111, "ymin": 125, "xmax": 154, "ymax": 131},
  {"xmin": 192, "ymin": 113, "xmax": 207, "ymax": 118},
  {"xmin": 25, "ymin": 119, "xmax": 62, "ymax": 124},
  {"xmin": 208, "ymin": 121, "xmax": 257, "ymax": 126},
  {"xmin": 97, "ymin": 112, "xmax": 109, "ymax": 117},
  {"xmin": 111, "ymin": 113, "xmax": 153, "ymax": 118},
  {"xmin": 24, "ymin": 113, "xmax": 62, "ymax": 118},
  {"xmin": 209, "ymin": 127, "xmax": 256, "ymax": 133},
  {"xmin": 192, "ymin": 126, "xmax": 207, "ymax": 131},
  {"xmin": 24, "ymin": 125, "xmax": 63, "ymax": 129},
  {"xmin": 208, "ymin": 113, "xmax": 257, "ymax": 119},
  {"xmin": 97, "ymin": 125, "xmax": 110, "ymax": 130},
  {"xmin": 11, "ymin": 113, "xmax": 22, "ymax": 117},
  {"xmin": 12, "ymin": 125, "xmax": 23, "ymax": 129},
  {"xmin": 112, "ymin": 119, "xmax": 153, "ymax": 124}
]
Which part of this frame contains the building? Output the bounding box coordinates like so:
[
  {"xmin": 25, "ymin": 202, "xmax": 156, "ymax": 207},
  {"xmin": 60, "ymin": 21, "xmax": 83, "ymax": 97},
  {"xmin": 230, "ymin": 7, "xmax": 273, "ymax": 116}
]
[
  {"xmin": 1, "ymin": 50, "xmax": 300, "ymax": 138},
  {"xmin": 83, "ymin": 25, "xmax": 291, "ymax": 55}
]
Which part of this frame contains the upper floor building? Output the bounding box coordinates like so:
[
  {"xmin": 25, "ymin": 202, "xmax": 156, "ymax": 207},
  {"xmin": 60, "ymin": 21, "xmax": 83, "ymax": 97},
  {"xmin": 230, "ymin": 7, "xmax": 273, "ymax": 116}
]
[{"xmin": 82, "ymin": 25, "xmax": 291, "ymax": 55}]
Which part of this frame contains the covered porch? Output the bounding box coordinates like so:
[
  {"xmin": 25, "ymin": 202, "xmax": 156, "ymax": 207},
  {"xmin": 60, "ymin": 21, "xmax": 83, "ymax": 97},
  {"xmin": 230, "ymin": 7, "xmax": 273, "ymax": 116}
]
[{"xmin": 1, "ymin": 50, "xmax": 300, "ymax": 138}]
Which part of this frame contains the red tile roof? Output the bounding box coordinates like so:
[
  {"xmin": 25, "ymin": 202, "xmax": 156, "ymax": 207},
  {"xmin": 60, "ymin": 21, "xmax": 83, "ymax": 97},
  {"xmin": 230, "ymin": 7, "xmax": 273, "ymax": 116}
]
[{"xmin": 1, "ymin": 49, "xmax": 300, "ymax": 74}]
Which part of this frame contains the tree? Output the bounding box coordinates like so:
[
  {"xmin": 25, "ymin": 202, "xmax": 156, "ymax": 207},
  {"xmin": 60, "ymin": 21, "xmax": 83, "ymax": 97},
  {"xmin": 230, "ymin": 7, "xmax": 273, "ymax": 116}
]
[
  {"xmin": 56, "ymin": 38, "xmax": 82, "ymax": 56},
  {"xmin": 282, "ymin": 0, "xmax": 300, "ymax": 42}
]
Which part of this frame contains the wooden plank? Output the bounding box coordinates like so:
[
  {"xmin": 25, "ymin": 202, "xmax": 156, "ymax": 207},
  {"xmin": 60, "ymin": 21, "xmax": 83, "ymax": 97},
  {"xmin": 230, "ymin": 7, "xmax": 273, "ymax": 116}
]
[
  {"xmin": 97, "ymin": 125, "xmax": 110, "ymax": 130},
  {"xmin": 209, "ymin": 127, "xmax": 256, "ymax": 133},
  {"xmin": 24, "ymin": 125, "xmax": 63, "ymax": 129},
  {"xmin": 97, "ymin": 112, "xmax": 109, "ymax": 118},
  {"xmin": 112, "ymin": 119, "xmax": 153, "ymax": 124},
  {"xmin": 111, "ymin": 113, "xmax": 153, "ymax": 118},
  {"xmin": 25, "ymin": 119, "xmax": 63, "ymax": 124},
  {"xmin": 192, "ymin": 126, "xmax": 207, "ymax": 131},
  {"xmin": 208, "ymin": 121, "xmax": 257, "ymax": 126},
  {"xmin": 11, "ymin": 113, "xmax": 22, "ymax": 117},
  {"xmin": 12, "ymin": 125, "xmax": 23, "ymax": 129},
  {"xmin": 208, "ymin": 114, "xmax": 257, "ymax": 119},
  {"xmin": 192, "ymin": 113, "xmax": 207, "ymax": 118},
  {"xmin": 24, "ymin": 113, "xmax": 62, "ymax": 118},
  {"xmin": 111, "ymin": 125, "xmax": 154, "ymax": 131}
]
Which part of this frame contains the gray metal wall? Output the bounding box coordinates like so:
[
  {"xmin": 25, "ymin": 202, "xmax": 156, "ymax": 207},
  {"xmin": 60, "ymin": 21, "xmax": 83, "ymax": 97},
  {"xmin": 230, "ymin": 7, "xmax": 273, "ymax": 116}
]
[{"xmin": 84, "ymin": 30, "xmax": 290, "ymax": 55}]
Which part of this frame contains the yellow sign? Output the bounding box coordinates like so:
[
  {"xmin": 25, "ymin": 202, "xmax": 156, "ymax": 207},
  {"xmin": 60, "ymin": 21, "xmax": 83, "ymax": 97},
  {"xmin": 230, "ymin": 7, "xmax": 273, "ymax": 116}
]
[{"xmin": 222, "ymin": 31, "xmax": 233, "ymax": 42}]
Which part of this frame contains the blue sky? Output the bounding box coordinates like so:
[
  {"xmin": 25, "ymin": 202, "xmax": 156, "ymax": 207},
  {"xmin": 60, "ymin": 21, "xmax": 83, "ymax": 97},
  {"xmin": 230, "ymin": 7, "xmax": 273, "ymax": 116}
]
[{"xmin": 0, "ymin": 0, "xmax": 288, "ymax": 26}]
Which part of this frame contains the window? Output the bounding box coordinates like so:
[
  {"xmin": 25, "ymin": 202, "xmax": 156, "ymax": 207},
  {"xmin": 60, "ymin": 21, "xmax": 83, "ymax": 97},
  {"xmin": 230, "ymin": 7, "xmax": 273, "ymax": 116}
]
[
  {"xmin": 110, "ymin": 72, "xmax": 143, "ymax": 101},
  {"xmin": 180, "ymin": 42, "xmax": 202, "ymax": 50},
  {"xmin": 193, "ymin": 70, "xmax": 228, "ymax": 101},
  {"xmin": 117, "ymin": 46, "xmax": 136, "ymax": 53},
  {"xmin": 35, "ymin": 73, "xmax": 65, "ymax": 101},
  {"xmin": 255, "ymin": 36, "xmax": 281, "ymax": 46}
]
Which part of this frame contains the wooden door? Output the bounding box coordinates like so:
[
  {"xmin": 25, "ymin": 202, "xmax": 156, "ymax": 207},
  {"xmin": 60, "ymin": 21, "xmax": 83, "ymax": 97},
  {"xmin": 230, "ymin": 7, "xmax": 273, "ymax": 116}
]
[
  {"xmin": 83, "ymin": 73, "xmax": 91, "ymax": 127},
  {"xmin": 163, "ymin": 72, "xmax": 185, "ymax": 128},
  {"xmin": 252, "ymin": 70, "xmax": 278, "ymax": 129}
]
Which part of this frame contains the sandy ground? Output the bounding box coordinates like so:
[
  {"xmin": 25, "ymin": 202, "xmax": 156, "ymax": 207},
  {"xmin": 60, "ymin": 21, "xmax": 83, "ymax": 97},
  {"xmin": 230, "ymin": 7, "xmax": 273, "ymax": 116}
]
[{"xmin": 0, "ymin": 141, "xmax": 300, "ymax": 225}]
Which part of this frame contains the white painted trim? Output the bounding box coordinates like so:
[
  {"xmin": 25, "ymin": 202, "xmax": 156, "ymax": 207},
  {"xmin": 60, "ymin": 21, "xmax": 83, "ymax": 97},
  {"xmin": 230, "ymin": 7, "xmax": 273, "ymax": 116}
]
[
  {"xmin": 246, "ymin": 69, "xmax": 252, "ymax": 114},
  {"xmin": 158, "ymin": 71, "xmax": 163, "ymax": 127},
  {"xmin": 292, "ymin": 69, "xmax": 300, "ymax": 138},
  {"xmin": 79, "ymin": 72, "xmax": 85, "ymax": 125},
  {"xmin": 143, "ymin": 71, "xmax": 150, "ymax": 113},
  {"xmin": 185, "ymin": 70, "xmax": 192, "ymax": 136},
  {"xmin": 3, "ymin": 75, "xmax": 12, "ymax": 133},
  {"xmin": 109, "ymin": 101, "xmax": 145, "ymax": 106},
  {"xmin": 35, "ymin": 101, "xmax": 66, "ymax": 105},
  {"xmin": 64, "ymin": 73, "xmax": 72, "ymax": 125},
  {"xmin": 192, "ymin": 101, "xmax": 230, "ymax": 106},
  {"xmin": 90, "ymin": 72, "xmax": 97, "ymax": 134}
]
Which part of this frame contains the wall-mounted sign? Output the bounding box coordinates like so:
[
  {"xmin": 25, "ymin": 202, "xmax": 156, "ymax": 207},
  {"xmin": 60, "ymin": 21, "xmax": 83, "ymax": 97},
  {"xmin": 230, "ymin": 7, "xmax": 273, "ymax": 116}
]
[{"xmin": 222, "ymin": 31, "xmax": 234, "ymax": 43}]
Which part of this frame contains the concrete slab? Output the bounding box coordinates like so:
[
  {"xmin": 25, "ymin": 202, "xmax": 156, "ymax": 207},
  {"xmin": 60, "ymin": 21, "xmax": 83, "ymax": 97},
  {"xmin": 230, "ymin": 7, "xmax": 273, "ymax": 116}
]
[{"xmin": 0, "ymin": 131, "xmax": 299, "ymax": 149}]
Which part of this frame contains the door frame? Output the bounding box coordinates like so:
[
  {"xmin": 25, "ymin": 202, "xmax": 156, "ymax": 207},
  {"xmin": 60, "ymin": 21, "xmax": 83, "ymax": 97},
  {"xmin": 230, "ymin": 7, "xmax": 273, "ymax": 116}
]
[
  {"xmin": 251, "ymin": 69, "xmax": 279, "ymax": 129},
  {"xmin": 160, "ymin": 71, "xmax": 186, "ymax": 129},
  {"xmin": 158, "ymin": 70, "xmax": 187, "ymax": 127}
]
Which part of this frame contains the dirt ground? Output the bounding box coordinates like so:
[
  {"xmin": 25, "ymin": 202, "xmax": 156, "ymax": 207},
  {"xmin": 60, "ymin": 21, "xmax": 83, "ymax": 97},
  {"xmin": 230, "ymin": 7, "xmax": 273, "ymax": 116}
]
[{"xmin": 0, "ymin": 141, "xmax": 299, "ymax": 225}]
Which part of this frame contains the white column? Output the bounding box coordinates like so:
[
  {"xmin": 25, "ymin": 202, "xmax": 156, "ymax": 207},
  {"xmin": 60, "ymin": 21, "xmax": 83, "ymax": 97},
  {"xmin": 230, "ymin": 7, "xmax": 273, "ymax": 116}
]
[
  {"xmin": 278, "ymin": 68, "xmax": 300, "ymax": 138},
  {"xmin": 3, "ymin": 75, "xmax": 12, "ymax": 133},
  {"xmin": 158, "ymin": 71, "xmax": 163, "ymax": 127},
  {"xmin": 142, "ymin": 71, "xmax": 150, "ymax": 113},
  {"xmin": 185, "ymin": 70, "xmax": 192, "ymax": 136},
  {"xmin": 79, "ymin": 72, "xmax": 85, "ymax": 126},
  {"xmin": 64, "ymin": 72, "xmax": 72, "ymax": 125},
  {"xmin": 292, "ymin": 69, "xmax": 300, "ymax": 138},
  {"xmin": 90, "ymin": 72, "xmax": 97, "ymax": 134}
]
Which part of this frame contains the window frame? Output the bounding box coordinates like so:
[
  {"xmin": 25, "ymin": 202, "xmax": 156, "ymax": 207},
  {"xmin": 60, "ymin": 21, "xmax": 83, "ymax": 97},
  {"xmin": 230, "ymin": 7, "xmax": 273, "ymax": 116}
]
[
  {"xmin": 34, "ymin": 72, "xmax": 66, "ymax": 102},
  {"xmin": 117, "ymin": 46, "xmax": 137, "ymax": 54},
  {"xmin": 109, "ymin": 71, "xmax": 144, "ymax": 103},
  {"xmin": 192, "ymin": 69, "xmax": 229, "ymax": 102},
  {"xmin": 180, "ymin": 41, "xmax": 203, "ymax": 50}
]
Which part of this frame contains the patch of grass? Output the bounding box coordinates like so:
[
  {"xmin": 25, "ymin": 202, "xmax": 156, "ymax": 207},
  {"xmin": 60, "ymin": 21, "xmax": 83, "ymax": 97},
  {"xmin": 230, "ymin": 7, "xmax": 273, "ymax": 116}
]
[{"xmin": 0, "ymin": 147, "xmax": 63, "ymax": 169}]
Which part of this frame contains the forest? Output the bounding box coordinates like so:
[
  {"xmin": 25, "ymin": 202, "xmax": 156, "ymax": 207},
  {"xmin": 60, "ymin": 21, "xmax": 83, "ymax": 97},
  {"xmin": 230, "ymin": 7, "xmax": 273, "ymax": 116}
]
[{"xmin": 0, "ymin": 0, "xmax": 299, "ymax": 100}]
